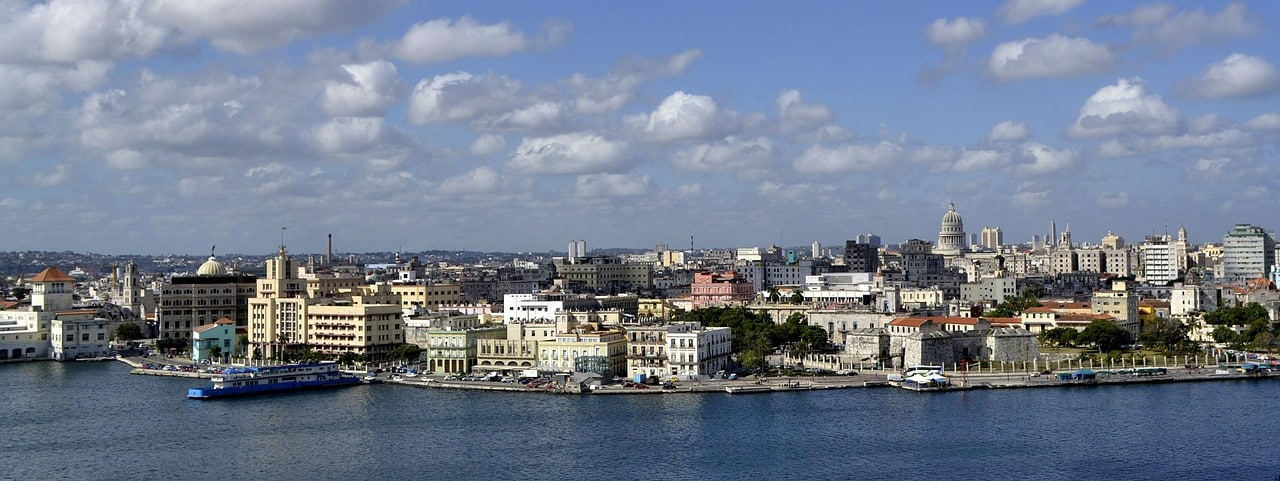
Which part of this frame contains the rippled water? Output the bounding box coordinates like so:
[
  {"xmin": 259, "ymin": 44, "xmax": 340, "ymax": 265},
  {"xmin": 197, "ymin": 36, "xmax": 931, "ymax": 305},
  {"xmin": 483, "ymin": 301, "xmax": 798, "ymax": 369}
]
[{"xmin": 3, "ymin": 361, "xmax": 1278, "ymax": 480}]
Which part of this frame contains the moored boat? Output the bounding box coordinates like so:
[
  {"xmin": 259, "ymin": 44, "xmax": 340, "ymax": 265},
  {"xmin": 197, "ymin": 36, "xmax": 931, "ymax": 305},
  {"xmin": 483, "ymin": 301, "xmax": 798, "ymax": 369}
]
[{"xmin": 187, "ymin": 362, "xmax": 360, "ymax": 399}]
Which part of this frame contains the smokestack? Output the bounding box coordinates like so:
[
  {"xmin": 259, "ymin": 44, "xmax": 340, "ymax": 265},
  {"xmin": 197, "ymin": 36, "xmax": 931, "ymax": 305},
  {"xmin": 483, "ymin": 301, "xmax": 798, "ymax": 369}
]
[{"xmin": 327, "ymin": 233, "xmax": 333, "ymax": 265}]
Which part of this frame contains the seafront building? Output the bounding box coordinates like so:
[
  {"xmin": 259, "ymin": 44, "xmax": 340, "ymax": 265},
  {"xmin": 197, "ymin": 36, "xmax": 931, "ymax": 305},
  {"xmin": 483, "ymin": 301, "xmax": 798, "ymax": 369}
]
[
  {"xmin": 157, "ymin": 255, "xmax": 256, "ymax": 342},
  {"xmin": 248, "ymin": 245, "xmax": 404, "ymax": 364},
  {"xmin": 192, "ymin": 318, "xmax": 237, "ymax": 363}
]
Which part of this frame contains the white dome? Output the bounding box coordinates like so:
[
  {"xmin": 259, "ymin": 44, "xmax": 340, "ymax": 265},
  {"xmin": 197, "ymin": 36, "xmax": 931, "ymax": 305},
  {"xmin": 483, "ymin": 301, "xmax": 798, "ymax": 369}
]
[
  {"xmin": 197, "ymin": 256, "xmax": 227, "ymax": 276},
  {"xmin": 941, "ymin": 203, "xmax": 963, "ymax": 226}
]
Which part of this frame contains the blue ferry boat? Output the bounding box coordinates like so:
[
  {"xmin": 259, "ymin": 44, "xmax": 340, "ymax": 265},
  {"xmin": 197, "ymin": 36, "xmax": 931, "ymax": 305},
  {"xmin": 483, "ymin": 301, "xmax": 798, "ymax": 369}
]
[{"xmin": 187, "ymin": 362, "xmax": 361, "ymax": 399}]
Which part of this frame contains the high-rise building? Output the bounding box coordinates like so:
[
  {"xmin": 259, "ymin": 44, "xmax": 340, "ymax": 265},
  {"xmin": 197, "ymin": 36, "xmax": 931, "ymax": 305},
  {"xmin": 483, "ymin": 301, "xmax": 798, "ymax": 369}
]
[
  {"xmin": 857, "ymin": 232, "xmax": 882, "ymax": 248},
  {"xmin": 1101, "ymin": 231, "xmax": 1125, "ymax": 250},
  {"xmin": 843, "ymin": 241, "xmax": 880, "ymax": 273},
  {"xmin": 811, "ymin": 241, "xmax": 822, "ymax": 259},
  {"xmin": 1140, "ymin": 235, "xmax": 1179, "ymax": 285},
  {"xmin": 1221, "ymin": 224, "xmax": 1276, "ymax": 281},
  {"xmin": 980, "ymin": 227, "xmax": 1003, "ymax": 250}
]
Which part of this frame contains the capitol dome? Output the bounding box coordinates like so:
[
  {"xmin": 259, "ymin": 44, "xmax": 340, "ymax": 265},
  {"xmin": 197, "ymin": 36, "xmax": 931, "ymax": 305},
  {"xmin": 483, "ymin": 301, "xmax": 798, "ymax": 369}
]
[
  {"xmin": 197, "ymin": 256, "xmax": 227, "ymax": 276},
  {"xmin": 941, "ymin": 204, "xmax": 963, "ymax": 226},
  {"xmin": 936, "ymin": 203, "xmax": 967, "ymax": 256}
]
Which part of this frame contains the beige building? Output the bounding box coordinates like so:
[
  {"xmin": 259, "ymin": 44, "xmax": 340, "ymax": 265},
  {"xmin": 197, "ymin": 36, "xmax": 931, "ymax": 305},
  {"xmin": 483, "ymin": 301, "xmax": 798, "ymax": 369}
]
[
  {"xmin": 538, "ymin": 321, "xmax": 627, "ymax": 376},
  {"xmin": 476, "ymin": 322, "xmax": 546, "ymax": 372},
  {"xmin": 417, "ymin": 325, "xmax": 506, "ymax": 374},
  {"xmin": 248, "ymin": 246, "xmax": 405, "ymax": 364},
  {"xmin": 389, "ymin": 283, "xmax": 464, "ymax": 310},
  {"xmin": 157, "ymin": 256, "xmax": 257, "ymax": 341}
]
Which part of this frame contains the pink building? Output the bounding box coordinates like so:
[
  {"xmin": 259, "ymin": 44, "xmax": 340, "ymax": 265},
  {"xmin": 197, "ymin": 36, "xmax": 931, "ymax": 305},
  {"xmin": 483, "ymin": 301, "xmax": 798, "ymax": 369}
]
[{"xmin": 690, "ymin": 271, "xmax": 756, "ymax": 309}]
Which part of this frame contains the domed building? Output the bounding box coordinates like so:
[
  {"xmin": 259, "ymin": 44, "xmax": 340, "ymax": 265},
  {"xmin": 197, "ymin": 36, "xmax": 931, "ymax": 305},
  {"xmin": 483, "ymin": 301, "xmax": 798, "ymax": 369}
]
[
  {"xmin": 157, "ymin": 249, "xmax": 257, "ymax": 344},
  {"xmin": 936, "ymin": 203, "xmax": 967, "ymax": 256},
  {"xmin": 197, "ymin": 256, "xmax": 228, "ymax": 276}
]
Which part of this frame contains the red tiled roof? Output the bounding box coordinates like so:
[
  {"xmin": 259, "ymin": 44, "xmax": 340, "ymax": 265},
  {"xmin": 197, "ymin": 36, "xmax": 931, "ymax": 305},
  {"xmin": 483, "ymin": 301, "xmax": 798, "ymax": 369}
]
[
  {"xmin": 0, "ymin": 301, "xmax": 19, "ymax": 310},
  {"xmin": 985, "ymin": 317, "xmax": 1022, "ymax": 326},
  {"xmin": 214, "ymin": 317, "xmax": 235, "ymax": 325},
  {"xmin": 30, "ymin": 267, "xmax": 75, "ymax": 283},
  {"xmin": 888, "ymin": 317, "xmax": 931, "ymax": 327}
]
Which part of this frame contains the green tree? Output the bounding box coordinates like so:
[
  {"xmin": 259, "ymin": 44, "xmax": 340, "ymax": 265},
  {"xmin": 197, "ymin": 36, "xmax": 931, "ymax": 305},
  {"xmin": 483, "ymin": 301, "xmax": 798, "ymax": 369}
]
[
  {"xmin": 10, "ymin": 286, "xmax": 29, "ymax": 301},
  {"xmin": 114, "ymin": 322, "xmax": 144, "ymax": 341},
  {"xmin": 1039, "ymin": 327, "xmax": 1077, "ymax": 348},
  {"xmin": 388, "ymin": 343, "xmax": 422, "ymax": 364},
  {"xmin": 1204, "ymin": 303, "xmax": 1269, "ymax": 326},
  {"xmin": 1210, "ymin": 326, "xmax": 1240, "ymax": 347},
  {"xmin": 1138, "ymin": 318, "xmax": 1191, "ymax": 353},
  {"xmin": 789, "ymin": 289, "xmax": 805, "ymax": 304},
  {"xmin": 1077, "ymin": 319, "xmax": 1132, "ymax": 352},
  {"xmin": 208, "ymin": 345, "xmax": 223, "ymax": 363}
]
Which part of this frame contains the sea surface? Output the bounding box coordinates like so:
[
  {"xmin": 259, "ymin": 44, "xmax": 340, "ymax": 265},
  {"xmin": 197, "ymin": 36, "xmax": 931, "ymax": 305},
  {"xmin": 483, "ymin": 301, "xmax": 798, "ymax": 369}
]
[{"xmin": 2, "ymin": 361, "xmax": 1278, "ymax": 481}]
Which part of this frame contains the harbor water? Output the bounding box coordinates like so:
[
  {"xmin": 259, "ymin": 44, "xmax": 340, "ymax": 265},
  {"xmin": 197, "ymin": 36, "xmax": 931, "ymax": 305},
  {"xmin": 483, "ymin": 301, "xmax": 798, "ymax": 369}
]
[{"xmin": 3, "ymin": 361, "xmax": 1278, "ymax": 480}]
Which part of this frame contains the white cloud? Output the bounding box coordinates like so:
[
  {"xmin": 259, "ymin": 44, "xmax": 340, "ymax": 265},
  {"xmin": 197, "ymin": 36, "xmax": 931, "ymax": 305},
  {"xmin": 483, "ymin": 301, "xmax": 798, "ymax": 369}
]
[
  {"xmin": 574, "ymin": 173, "xmax": 650, "ymax": 197},
  {"xmin": 1012, "ymin": 182, "xmax": 1050, "ymax": 208},
  {"xmin": 777, "ymin": 90, "xmax": 834, "ymax": 133},
  {"xmin": 0, "ymin": 61, "xmax": 112, "ymax": 110},
  {"xmin": 0, "ymin": 0, "xmax": 168, "ymax": 63},
  {"xmin": 470, "ymin": 134, "xmax": 508, "ymax": 155},
  {"xmin": 630, "ymin": 91, "xmax": 737, "ymax": 142},
  {"xmin": 999, "ymin": 0, "xmax": 1084, "ymax": 24},
  {"xmin": 1126, "ymin": 3, "xmax": 1258, "ymax": 51},
  {"xmin": 793, "ymin": 141, "xmax": 902, "ymax": 173},
  {"xmin": 506, "ymin": 133, "xmax": 629, "ymax": 175},
  {"xmin": 1191, "ymin": 157, "xmax": 1232, "ymax": 180},
  {"xmin": 987, "ymin": 121, "xmax": 1031, "ymax": 142},
  {"xmin": 952, "ymin": 149, "xmax": 1010, "ymax": 172},
  {"xmin": 1244, "ymin": 113, "xmax": 1280, "ymax": 131},
  {"xmin": 407, "ymin": 71, "xmax": 525, "ymax": 125},
  {"xmin": 393, "ymin": 16, "xmax": 570, "ymax": 64},
  {"xmin": 989, "ymin": 35, "xmax": 1114, "ymax": 82},
  {"xmin": 673, "ymin": 136, "xmax": 774, "ymax": 172},
  {"xmin": 1096, "ymin": 192, "xmax": 1130, "ymax": 208},
  {"xmin": 321, "ymin": 61, "xmax": 403, "ymax": 117},
  {"xmin": 566, "ymin": 49, "xmax": 701, "ymax": 115},
  {"xmin": 33, "ymin": 164, "xmax": 70, "ymax": 187},
  {"xmin": 144, "ymin": 0, "xmax": 399, "ymax": 54},
  {"xmin": 312, "ymin": 117, "xmax": 388, "ymax": 153},
  {"xmin": 926, "ymin": 17, "xmax": 986, "ymax": 46},
  {"xmin": 1182, "ymin": 53, "xmax": 1280, "ymax": 99},
  {"xmin": 676, "ymin": 183, "xmax": 703, "ymax": 198},
  {"xmin": 105, "ymin": 149, "xmax": 146, "ymax": 170},
  {"xmin": 1016, "ymin": 143, "xmax": 1077, "ymax": 177},
  {"xmin": 1067, "ymin": 78, "xmax": 1178, "ymax": 138},
  {"xmin": 437, "ymin": 166, "xmax": 500, "ymax": 196}
]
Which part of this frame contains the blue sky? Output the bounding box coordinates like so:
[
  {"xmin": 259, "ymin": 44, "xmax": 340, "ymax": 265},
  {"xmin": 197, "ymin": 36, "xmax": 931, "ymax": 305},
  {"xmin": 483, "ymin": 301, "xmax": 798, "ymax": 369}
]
[{"xmin": 2, "ymin": 1, "xmax": 1278, "ymax": 255}]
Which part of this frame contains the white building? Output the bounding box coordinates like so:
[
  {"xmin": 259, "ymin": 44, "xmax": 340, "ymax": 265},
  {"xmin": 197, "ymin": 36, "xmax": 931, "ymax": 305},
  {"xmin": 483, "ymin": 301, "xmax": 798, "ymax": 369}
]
[
  {"xmin": 1221, "ymin": 224, "xmax": 1276, "ymax": 281},
  {"xmin": 1140, "ymin": 235, "xmax": 1179, "ymax": 285},
  {"xmin": 666, "ymin": 323, "xmax": 732, "ymax": 379}
]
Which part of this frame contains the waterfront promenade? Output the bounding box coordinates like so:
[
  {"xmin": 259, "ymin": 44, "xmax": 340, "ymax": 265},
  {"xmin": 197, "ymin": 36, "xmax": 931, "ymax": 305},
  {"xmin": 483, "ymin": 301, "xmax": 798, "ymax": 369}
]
[{"xmin": 115, "ymin": 352, "xmax": 1278, "ymax": 394}]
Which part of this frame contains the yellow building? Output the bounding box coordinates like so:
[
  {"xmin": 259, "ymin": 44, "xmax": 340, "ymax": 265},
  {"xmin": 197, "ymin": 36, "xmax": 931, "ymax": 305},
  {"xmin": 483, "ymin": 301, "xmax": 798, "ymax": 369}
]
[
  {"xmin": 248, "ymin": 245, "xmax": 405, "ymax": 364},
  {"xmin": 537, "ymin": 322, "xmax": 627, "ymax": 376},
  {"xmin": 389, "ymin": 283, "xmax": 464, "ymax": 309},
  {"xmin": 420, "ymin": 326, "xmax": 506, "ymax": 374}
]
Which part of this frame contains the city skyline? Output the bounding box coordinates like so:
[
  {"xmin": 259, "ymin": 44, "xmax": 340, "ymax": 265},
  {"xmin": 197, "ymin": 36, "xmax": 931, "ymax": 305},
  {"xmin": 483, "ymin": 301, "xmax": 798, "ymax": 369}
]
[{"xmin": 2, "ymin": 1, "xmax": 1278, "ymax": 255}]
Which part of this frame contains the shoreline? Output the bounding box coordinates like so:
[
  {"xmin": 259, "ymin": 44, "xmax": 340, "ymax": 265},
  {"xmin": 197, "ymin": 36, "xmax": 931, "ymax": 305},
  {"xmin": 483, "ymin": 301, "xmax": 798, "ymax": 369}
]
[{"xmin": 108, "ymin": 356, "xmax": 1280, "ymax": 395}]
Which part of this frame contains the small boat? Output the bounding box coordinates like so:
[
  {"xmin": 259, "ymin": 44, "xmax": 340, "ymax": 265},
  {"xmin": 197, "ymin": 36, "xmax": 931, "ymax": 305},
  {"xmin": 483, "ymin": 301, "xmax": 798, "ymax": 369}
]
[{"xmin": 187, "ymin": 362, "xmax": 360, "ymax": 399}]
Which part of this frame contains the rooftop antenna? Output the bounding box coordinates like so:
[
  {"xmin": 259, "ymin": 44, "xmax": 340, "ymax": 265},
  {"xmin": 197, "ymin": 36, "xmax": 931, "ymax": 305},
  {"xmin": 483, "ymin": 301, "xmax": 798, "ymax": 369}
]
[
  {"xmin": 280, "ymin": 227, "xmax": 287, "ymax": 251},
  {"xmin": 210, "ymin": 245, "xmax": 216, "ymax": 258}
]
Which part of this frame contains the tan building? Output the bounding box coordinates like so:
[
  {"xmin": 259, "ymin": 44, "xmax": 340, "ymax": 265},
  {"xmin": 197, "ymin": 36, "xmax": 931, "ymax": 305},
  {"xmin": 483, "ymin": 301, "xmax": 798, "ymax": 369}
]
[
  {"xmin": 476, "ymin": 322, "xmax": 544, "ymax": 372},
  {"xmin": 538, "ymin": 322, "xmax": 627, "ymax": 376},
  {"xmin": 389, "ymin": 283, "xmax": 463, "ymax": 310},
  {"xmin": 156, "ymin": 256, "xmax": 256, "ymax": 341},
  {"xmin": 248, "ymin": 245, "xmax": 405, "ymax": 364},
  {"xmin": 418, "ymin": 325, "xmax": 506, "ymax": 374}
]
